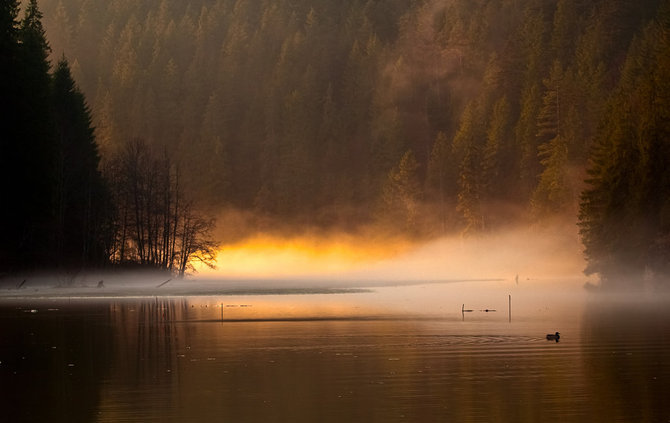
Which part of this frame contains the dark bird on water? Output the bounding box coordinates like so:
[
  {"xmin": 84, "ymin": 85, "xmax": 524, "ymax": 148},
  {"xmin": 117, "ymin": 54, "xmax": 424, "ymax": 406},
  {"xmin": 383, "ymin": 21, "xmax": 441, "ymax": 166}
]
[{"xmin": 546, "ymin": 332, "xmax": 560, "ymax": 342}]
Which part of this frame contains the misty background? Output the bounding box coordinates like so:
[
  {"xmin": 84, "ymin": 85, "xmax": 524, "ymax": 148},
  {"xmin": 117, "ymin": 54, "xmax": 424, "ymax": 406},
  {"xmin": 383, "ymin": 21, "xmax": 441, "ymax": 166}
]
[{"xmin": 1, "ymin": 0, "xmax": 668, "ymax": 288}]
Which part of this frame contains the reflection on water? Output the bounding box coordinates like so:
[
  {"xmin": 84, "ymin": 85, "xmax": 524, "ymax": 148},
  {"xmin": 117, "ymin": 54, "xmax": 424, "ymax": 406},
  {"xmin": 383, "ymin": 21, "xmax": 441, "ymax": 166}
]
[
  {"xmin": 0, "ymin": 301, "xmax": 113, "ymax": 422},
  {"xmin": 581, "ymin": 300, "xmax": 670, "ymax": 422},
  {"xmin": 1, "ymin": 284, "xmax": 669, "ymax": 422}
]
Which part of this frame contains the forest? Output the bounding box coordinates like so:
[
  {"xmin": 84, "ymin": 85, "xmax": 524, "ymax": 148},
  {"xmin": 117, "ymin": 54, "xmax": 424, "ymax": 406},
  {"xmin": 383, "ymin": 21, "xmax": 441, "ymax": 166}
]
[
  {"xmin": 1, "ymin": 0, "xmax": 216, "ymax": 276},
  {"xmin": 1, "ymin": 0, "xmax": 669, "ymax": 286}
]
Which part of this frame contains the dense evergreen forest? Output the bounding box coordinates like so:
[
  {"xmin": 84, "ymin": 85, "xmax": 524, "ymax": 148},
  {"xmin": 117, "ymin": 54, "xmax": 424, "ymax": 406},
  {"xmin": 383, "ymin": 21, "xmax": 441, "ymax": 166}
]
[
  {"xmin": 0, "ymin": 0, "xmax": 215, "ymax": 276},
  {"xmin": 2, "ymin": 0, "xmax": 669, "ymax": 286},
  {"xmin": 1, "ymin": 0, "xmax": 106, "ymax": 272}
]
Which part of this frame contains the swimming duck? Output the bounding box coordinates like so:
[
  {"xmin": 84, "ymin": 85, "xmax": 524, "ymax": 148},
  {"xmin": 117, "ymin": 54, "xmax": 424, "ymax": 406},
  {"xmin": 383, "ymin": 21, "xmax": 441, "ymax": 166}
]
[{"xmin": 546, "ymin": 332, "xmax": 560, "ymax": 342}]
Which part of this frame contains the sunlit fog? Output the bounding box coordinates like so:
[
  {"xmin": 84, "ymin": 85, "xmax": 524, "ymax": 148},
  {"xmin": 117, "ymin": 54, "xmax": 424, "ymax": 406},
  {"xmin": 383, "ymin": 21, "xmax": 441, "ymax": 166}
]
[
  {"xmin": 2, "ymin": 0, "xmax": 669, "ymax": 421},
  {"xmin": 196, "ymin": 221, "xmax": 584, "ymax": 283}
]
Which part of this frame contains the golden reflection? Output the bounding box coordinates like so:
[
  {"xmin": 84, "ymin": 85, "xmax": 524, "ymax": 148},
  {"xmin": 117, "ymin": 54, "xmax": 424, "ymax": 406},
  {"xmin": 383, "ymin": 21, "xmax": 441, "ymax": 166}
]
[
  {"xmin": 183, "ymin": 296, "xmax": 392, "ymax": 321},
  {"xmin": 7, "ymin": 293, "xmax": 669, "ymax": 422}
]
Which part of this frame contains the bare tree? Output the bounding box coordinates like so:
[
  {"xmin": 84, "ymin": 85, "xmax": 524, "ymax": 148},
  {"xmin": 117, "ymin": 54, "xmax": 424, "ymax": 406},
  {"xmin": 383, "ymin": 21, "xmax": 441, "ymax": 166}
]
[
  {"xmin": 104, "ymin": 138, "xmax": 217, "ymax": 276},
  {"xmin": 176, "ymin": 202, "xmax": 217, "ymax": 277}
]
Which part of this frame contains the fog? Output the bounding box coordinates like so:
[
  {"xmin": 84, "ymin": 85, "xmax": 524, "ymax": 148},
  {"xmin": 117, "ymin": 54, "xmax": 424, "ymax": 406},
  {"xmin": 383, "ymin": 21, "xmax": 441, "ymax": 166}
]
[
  {"xmin": 0, "ymin": 220, "xmax": 587, "ymax": 306},
  {"xmin": 6, "ymin": 0, "xmax": 661, "ymax": 294},
  {"xmin": 4, "ymin": 216, "xmax": 669, "ymax": 323},
  {"xmin": 196, "ymin": 219, "xmax": 585, "ymax": 282},
  {"xmin": 3, "ymin": 2, "xmax": 668, "ymax": 420}
]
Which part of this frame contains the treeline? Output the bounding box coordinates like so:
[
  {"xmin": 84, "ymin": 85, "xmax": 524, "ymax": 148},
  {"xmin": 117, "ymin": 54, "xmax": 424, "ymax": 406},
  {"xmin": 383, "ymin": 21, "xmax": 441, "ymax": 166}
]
[
  {"xmin": 36, "ymin": 0, "xmax": 670, "ymax": 285},
  {"xmin": 0, "ymin": 0, "xmax": 106, "ymax": 271},
  {"xmin": 579, "ymin": 5, "xmax": 670, "ymax": 287},
  {"xmin": 0, "ymin": 0, "xmax": 214, "ymax": 276},
  {"xmin": 38, "ymin": 0, "xmax": 663, "ymax": 222}
]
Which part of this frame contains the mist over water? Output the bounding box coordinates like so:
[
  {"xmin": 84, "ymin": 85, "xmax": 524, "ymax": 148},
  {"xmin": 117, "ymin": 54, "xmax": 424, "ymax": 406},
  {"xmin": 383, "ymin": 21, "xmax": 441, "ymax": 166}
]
[
  {"xmin": 0, "ymin": 222, "xmax": 592, "ymax": 328},
  {"xmin": 2, "ymin": 0, "xmax": 668, "ymax": 419},
  {"xmin": 3, "ymin": 223, "xmax": 670, "ymax": 421},
  {"xmin": 196, "ymin": 220, "xmax": 585, "ymax": 283},
  {"xmin": 2, "ymin": 278, "xmax": 670, "ymax": 422}
]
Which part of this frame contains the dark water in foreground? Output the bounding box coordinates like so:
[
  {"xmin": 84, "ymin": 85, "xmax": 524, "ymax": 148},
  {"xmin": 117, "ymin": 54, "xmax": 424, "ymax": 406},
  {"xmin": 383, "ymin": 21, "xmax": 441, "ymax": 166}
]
[{"xmin": 1, "ymin": 283, "xmax": 669, "ymax": 422}]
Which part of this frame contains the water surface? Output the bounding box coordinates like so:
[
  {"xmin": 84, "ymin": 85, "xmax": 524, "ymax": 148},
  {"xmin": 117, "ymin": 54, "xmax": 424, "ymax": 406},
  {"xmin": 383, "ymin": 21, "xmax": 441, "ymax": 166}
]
[{"xmin": 1, "ymin": 281, "xmax": 669, "ymax": 422}]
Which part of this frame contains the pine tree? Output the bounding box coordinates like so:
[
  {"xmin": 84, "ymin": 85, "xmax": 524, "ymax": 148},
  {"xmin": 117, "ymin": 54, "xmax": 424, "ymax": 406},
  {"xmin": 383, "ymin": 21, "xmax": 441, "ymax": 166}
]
[
  {"xmin": 550, "ymin": 0, "xmax": 583, "ymax": 66},
  {"xmin": 0, "ymin": 0, "xmax": 22, "ymax": 268},
  {"xmin": 426, "ymin": 132, "xmax": 457, "ymax": 233},
  {"xmin": 15, "ymin": 0, "xmax": 57, "ymax": 267},
  {"xmin": 381, "ymin": 150, "xmax": 422, "ymax": 234},
  {"xmin": 514, "ymin": 3, "xmax": 551, "ymax": 200},
  {"xmin": 48, "ymin": 0, "xmax": 73, "ymax": 57},
  {"xmin": 198, "ymin": 91, "xmax": 230, "ymax": 205},
  {"xmin": 426, "ymin": 132, "xmax": 456, "ymax": 200},
  {"xmin": 452, "ymin": 100, "xmax": 486, "ymax": 233},
  {"xmin": 532, "ymin": 61, "xmax": 572, "ymax": 216},
  {"xmin": 482, "ymin": 96, "xmax": 514, "ymax": 199},
  {"xmin": 51, "ymin": 57, "xmax": 107, "ymax": 267},
  {"xmin": 0, "ymin": 0, "xmax": 19, "ymax": 54},
  {"xmin": 457, "ymin": 139, "xmax": 485, "ymax": 235}
]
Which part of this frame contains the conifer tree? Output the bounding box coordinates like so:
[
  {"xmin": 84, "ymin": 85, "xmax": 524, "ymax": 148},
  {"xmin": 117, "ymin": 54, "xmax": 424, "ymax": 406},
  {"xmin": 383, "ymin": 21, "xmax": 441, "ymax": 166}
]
[
  {"xmin": 0, "ymin": 0, "xmax": 19, "ymax": 54},
  {"xmin": 514, "ymin": 3, "xmax": 551, "ymax": 200},
  {"xmin": 0, "ymin": 0, "xmax": 22, "ymax": 268},
  {"xmin": 532, "ymin": 61, "xmax": 572, "ymax": 216},
  {"xmin": 452, "ymin": 100, "xmax": 486, "ymax": 233},
  {"xmin": 482, "ymin": 96, "xmax": 514, "ymax": 199},
  {"xmin": 381, "ymin": 150, "xmax": 422, "ymax": 234},
  {"xmin": 15, "ymin": 0, "xmax": 56, "ymax": 266},
  {"xmin": 550, "ymin": 0, "xmax": 583, "ymax": 66},
  {"xmin": 51, "ymin": 57, "xmax": 107, "ymax": 267},
  {"xmin": 426, "ymin": 132, "xmax": 456, "ymax": 200},
  {"xmin": 457, "ymin": 139, "xmax": 485, "ymax": 235},
  {"xmin": 426, "ymin": 132, "xmax": 458, "ymax": 233}
]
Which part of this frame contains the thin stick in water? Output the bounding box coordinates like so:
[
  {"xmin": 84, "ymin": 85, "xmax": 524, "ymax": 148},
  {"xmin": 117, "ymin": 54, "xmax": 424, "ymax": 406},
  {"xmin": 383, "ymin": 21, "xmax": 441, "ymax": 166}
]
[
  {"xmin": 156, "ymin": 279, "xmax": 171, "ymax": 288},
  {"xmin": 508, "ymin": 294, "xmax": 511, "ymax": 322}
]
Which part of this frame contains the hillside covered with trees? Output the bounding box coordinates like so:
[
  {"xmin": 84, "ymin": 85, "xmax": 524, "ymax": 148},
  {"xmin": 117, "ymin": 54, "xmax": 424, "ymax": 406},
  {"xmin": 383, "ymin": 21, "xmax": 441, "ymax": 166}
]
[{"xmin": 3, "ymin": 0, "xmax": 669, "ymax": 286}]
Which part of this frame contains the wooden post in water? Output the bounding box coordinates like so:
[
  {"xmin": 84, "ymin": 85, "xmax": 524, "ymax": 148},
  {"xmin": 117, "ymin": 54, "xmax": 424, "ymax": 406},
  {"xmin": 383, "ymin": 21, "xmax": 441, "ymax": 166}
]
[
  {"xmin": 221, "ymin": 303, "xmax": 224, "ymax": 322},
  {"xmin": 508, "ymin": 294, "xmax": 511, "ymax": 322},
  {"xmin": 156, "ymin": 279, "xmax": 171, "ymax": 288}
]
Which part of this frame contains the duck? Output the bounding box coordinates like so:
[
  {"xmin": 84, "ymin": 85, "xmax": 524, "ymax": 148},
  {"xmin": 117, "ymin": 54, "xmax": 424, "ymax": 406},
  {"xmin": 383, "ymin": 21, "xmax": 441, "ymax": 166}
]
[{"xmin": 546, "ymin": 332, "xmax": 560, "ymax": 342}]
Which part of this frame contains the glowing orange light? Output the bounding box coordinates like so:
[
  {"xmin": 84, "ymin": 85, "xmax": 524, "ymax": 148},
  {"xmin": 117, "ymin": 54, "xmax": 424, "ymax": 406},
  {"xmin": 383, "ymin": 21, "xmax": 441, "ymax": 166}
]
[{"xmin": 192, "ymin": 234, "xmax": 412, "ymax": 278}]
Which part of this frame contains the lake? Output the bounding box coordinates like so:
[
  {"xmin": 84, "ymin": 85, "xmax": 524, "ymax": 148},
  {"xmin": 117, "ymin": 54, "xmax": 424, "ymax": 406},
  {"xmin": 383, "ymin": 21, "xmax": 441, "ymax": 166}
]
[{"xmin": 1, "ymin": 279, "xmax": 669, "ymax": 422}]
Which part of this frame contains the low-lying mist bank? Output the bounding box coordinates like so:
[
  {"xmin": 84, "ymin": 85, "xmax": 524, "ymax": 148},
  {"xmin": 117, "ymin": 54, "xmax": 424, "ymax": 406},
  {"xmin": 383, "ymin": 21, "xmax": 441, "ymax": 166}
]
[
  {"xmin": 199, "ymin": 217, "xmax": 586, "ymax": 281},
  {"xmin": 208, "ymin": 208, "xmax": 670, "ymax": 294},
  {"xmin": 6, "ymin": 214, "xmax": 669, "ymax": 299},
  {"xmin": 0, "ymin": 219, "xmax": 584, "ymax": 296}
]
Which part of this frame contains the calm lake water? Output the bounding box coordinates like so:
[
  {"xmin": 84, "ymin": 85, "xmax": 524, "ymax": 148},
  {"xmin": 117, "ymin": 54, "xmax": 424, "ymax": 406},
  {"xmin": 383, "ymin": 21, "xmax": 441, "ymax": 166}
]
[{"xmin": 1, "ymin": 280, "xmax": 669, "ymax": 422}]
